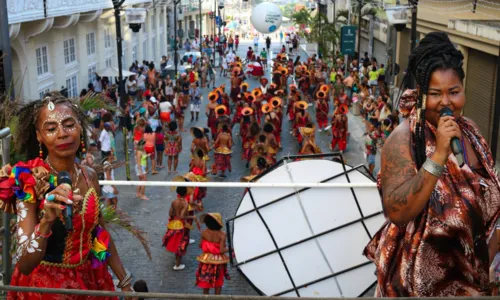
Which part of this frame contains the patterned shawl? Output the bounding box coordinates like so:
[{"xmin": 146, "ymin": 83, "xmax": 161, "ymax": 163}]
[{"xmin": 364, "ymin": 92, "xmax": 500, "ymax": 296}]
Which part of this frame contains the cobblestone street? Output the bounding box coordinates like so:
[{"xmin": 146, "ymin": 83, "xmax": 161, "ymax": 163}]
[{"xmin": 108, "ymin": 41, "xmax": 378, "ymax": 295}]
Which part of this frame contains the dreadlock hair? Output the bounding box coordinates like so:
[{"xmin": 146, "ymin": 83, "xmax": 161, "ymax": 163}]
[
  {"xmin": 16, "ymin": 91, "xmax": 90, "ymax": 160},
  {"xmin": 407, "ymin": 32, "xmax": 465, "ymax": 169}
]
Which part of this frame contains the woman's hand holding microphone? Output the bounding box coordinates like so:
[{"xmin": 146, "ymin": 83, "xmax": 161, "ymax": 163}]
[{"xmin": 433, "ymin": 115, "xmax": 462, "ymax": 166}]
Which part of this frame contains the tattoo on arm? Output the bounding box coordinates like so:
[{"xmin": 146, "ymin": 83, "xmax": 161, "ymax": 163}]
[{"xmin": 381, "ymin": 129, "xmax": 425, "ymax": 213}]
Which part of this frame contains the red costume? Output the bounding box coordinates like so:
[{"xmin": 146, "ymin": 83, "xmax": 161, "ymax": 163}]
[
  {"xmin": 331, "ymin": 118, "xmax": 347, "ymax": 151},
  {"xmin": 207, "ymin": 108, "xmax": 217, "ymax": 138},
  {"xmin": 1, "ymin": 159, "xmax": 116, "ymax": 300},
  {"xmin": 316, "ymin": 101, "xmax": 329, "ymax": 129},
  {"xmin": 162, "ymin": 216, "xmax": 190, "ymax": 256},
  {"xmin": 195, "ymin": 240, "xmax": 230, "ymax": 288}
]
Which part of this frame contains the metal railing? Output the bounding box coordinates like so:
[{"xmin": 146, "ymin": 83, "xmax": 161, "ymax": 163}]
[{"xmin": 0, "ymin": 285, "xmax": 498, "ymax": 299}]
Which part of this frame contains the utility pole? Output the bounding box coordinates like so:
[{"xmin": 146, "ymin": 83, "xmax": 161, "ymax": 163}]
[
  {"xmin": 0, "ymin": 0, "xmax": 14, "ymax": 101},
  {"xmin": 199, "ymin": 0, "xmax": 203, "ymax": 53},
  {"xmin": 408, "ymin": 0, "xmax": 417, "ymax": 88},
  {"xmin": 356, "ymin": 0, "xmax": 362, "ymax": 61},
  {"xmin": 174, "ymin": 0, "xmax": 181, "ymax": 78},
  {"xmin": 112, "ymin": 0, "xmax": 126, "ymax": 109}
]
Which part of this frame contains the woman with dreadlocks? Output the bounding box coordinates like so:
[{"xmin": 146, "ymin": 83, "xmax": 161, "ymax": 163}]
[
  {"xmin": 0, "ymin": 92, "xmax": 133, "ymax": 298},
  {"xmin": 364, "ymin": 32, "xmax": 500, "ymax": 296}
]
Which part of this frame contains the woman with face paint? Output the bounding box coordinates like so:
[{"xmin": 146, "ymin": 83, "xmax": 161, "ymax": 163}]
[{"xmin": 0, "ymin": 92, "xmax": 132, "ymax": 298}]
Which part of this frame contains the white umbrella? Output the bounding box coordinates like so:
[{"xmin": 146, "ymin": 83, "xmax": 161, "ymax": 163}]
[{"xmin": 97, "ymin": 66, "xmax": 135, "ymax": 78}]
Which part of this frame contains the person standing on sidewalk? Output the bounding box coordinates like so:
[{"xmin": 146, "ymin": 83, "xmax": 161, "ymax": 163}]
[{"xmin": 189, "ymin": 82, "xmax": 202, "ymax": 122}]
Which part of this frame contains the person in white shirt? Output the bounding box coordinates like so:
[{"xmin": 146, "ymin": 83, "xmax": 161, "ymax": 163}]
[
  {"xmin": 136, "ymin": 71, "xmax": 147, "ymax": 98},
  {"xmin": 93, "ymin": 76, "xmax": 103, "ymax": 93},
  {"xmin": 191, "ymin": 38, "xmax": 199, "ymax": 50},
  {"xmin": 226, "ymin": 51, "xmax": 236, "ymax": 64},
  {"xmin": 253, "ymin": 35, "xmax": 259, "ymax": 49},
  {"xmin": 126, "ymin": 75, "xmax": 138, "ymax": 101},
  {"xmin": 99, "ymin": 123, "xmax": 112, "ymax": 157}
]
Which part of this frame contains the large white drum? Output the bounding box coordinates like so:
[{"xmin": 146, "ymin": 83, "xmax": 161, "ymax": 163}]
[{"xmin": 228, "ymin": 157, "xmax": 385, "ymax": 297}]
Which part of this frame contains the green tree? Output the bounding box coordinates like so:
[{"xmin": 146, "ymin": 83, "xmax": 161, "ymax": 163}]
[
  {"xmin": 291, "ymin": 8, "xmax": 312, "ymax": 38},
  {"xmin": 309, "ymin": 12, "xmax": 340, "ymax": 58}
]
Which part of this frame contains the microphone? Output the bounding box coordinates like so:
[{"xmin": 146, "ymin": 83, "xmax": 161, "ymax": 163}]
[
  {"xmin": 439, "ymin": 107, "xmax": 465, "ymax": 167},
  {"xmin": 57, "ymin": 171, "xmax": 73, "ymax": 231}
]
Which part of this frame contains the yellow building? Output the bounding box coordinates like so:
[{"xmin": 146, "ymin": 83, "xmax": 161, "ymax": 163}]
[{"xmin": 395, "ymin": 0, "xmax": 500, "ymax": 165}]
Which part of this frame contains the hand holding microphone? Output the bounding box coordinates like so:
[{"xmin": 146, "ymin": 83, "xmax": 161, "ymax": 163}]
[
  {"xmin": 435, "ymin": 107, "xmax": 464, "ymax": 166},
  {"xmin": 42, "ymin": 171, "xmax": 82, "ymax": 231}
]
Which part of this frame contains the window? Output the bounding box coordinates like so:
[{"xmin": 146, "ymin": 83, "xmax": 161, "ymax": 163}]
[
  {"xmin": 152, "ymin": 37, "xmax": 156, "ymax": 63},
  {"xmin": 39, "ymin": 88, "xmax": 50, "ymax": 100},
  {"xmin": 88, "ymin": 65, "xmax": 97, "ymax": 84},
  {"xmin": 132, "ymin": 45, "xmax": 138, "ymax": 62},
  {"xmin": 65, "ymin": 75, "xmax": 78, "ymax": 98},
  {"xmin": 36, "ymin": 46, "xmax": 49, "ymax": 76},
  {"xmin": 143, "ymin": 40, "xmax": 148, "ymax": 60},
  {"xmin": 104, "ymin": 28, "xmax": 112, "ymax": 49},
  {"xmin": 86, "ymin": 32, "xmax": 96, "ymax": 56},
  {"xmin": 105, "ymin": 57, "xmax": 112, "ymax": 68},
  {"xmin": 63, "ymin": 38, "xmax": 76, "ymax": 64}
]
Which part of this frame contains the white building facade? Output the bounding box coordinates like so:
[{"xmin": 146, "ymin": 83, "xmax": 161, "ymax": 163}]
[{"xmin": 7, "ymin": 0, "xmax": 169, "ymax": 100}]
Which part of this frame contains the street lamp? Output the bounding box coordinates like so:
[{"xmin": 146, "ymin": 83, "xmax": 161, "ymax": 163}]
[{"xmin": 174, "ymin": 0, "xmax": 181, "ymax": 78}]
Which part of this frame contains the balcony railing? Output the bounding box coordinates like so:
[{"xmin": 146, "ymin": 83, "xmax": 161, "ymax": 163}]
[{"xmin": 7, "ymin": 0, "xmax": 154, "ymax": 25}]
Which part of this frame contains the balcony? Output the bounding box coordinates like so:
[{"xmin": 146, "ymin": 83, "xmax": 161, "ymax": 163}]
[{"xmin": 7, "ymin": 0, "xmax": 153, "ymax": 25}]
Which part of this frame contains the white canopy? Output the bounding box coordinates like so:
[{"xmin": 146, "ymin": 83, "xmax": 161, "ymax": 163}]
[{"xmin": 97, "ymin": 66, "xmax": 135, "ymax": 78}]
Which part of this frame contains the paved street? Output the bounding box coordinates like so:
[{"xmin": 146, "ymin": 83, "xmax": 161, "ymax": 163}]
[{"xmin": 108, "ymin": 41, "xmax": 378, "ymax": 295}]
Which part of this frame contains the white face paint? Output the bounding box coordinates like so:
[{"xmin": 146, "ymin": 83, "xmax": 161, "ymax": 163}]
[{"xmin": 40, "ymin": 110, "xmax": 79, "ymax": 137}]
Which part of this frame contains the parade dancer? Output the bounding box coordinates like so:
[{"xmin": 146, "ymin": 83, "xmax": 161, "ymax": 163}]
[
  {"xmin": 270, "ymin": 97, "xmax": 283, "ymax": 147},
  {"xmin": 206, "ymin": 91, "xmax": 218, "ymax": 140},
  {"xmin": 263, "ymin": 123, "xmax": 279, "ymax": 163},
  {"xmin": 196, "ymin": 213, "xmax": 231, "ymax": 295},
  {"xmin": 215, "ymin": 105, "xmax": 231, "ymax": 140},
  {"xmin": 231, "ymin": 95, "xmax": 244, "ymax": 128},
  {"xmin": 165, "ymin": 121, "xmax": 182, "ymax": 174},
  {"xmin": 191, "ymin": 127, "xmax": 211, "ymax": 161},
  {"xmin": 251, "ymin": 88, "xmax": 263, "ymax": 124},
  {"xmin": 229, "ymin": 69, "xmax": 241, "ymax": 105},
  {"xmin": 162, "ymin": 186, "xmax": 199, "ymax": 270},
  {"xmin": 315, "ymin": 90, "xmax": 330, "ymax": 131},
  {"xmin": 294, "ymin": 101, "xmax": 311, "ymax": 147},
  {"xmin": 213, "ymin": 124, "xmax": 233, "ymax": 178},
  {"xmin": 330, "ymin": 104, "xmax": 349, "ymax": 153}
]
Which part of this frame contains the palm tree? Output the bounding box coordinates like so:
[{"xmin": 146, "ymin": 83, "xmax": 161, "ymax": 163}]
[{"xmin": 291, "ymin": 8, "xmax": 312, "ymax": 38}]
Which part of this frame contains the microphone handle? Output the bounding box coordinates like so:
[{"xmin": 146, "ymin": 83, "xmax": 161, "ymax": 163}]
[
  {"xmin": 450, "ymin": 137, "xmax": 465, "ymax": 167},
  {"xmin": 60, "ymin": 183, "xmax": 73, "ymax": 231}
]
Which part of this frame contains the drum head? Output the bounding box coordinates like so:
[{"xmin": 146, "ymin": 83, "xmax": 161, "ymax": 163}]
[{"xmin": 229, "ymin": 156, "xmax": 384, "ymax": 297}]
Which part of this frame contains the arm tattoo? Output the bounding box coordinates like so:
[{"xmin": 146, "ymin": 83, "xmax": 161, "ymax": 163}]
[{"xmin": 381, "ymin": 131, "xmax": 425, "ymax": 213}]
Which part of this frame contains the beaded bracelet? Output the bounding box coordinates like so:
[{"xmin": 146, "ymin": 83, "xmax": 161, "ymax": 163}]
[
  {"xmin": 117, "ymin": 273, "xmax": 132, "ymax": 288},
  {"xmin": 34, "ymin": 224, "xmax": 53, "ymax": 239}
]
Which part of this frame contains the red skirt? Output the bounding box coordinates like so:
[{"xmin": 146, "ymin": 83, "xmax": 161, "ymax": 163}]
[
  {"xmin": 214, "ymin": 153, "xmax": 231, "ymax": 171},
  {"xmin": 196, "ymin": 263, "xmax": 230, "ymax": 289},
  {"xmin": 8, "ymin": 261, "xmax": 116, "ymax": 300},
  {"xmin": 163, "ymin": 228, "xmax": 189, "ymax": 256}
]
